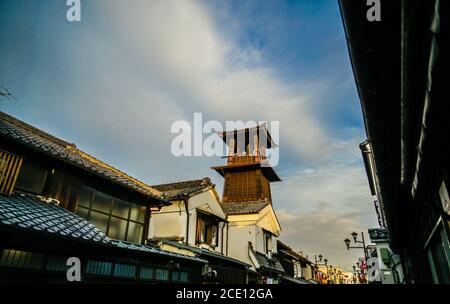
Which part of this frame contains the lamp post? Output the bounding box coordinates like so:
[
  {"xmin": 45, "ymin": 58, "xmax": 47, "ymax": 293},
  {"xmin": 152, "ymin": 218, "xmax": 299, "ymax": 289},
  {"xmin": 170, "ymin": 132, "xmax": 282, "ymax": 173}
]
[
  {"xmin": 314, "ymin": 254, "xmax": 322, "ymax": 283},
  {"xmin": 314, "ymin": 254, "xmax": 330, "ymax": 284},
  {"xmin": 344, "ymin": 232, "xmax": 368, "ymax": 261},
  {"xmin": 344, "ymin": 232, "xmax": 369, "ymax": 284}
]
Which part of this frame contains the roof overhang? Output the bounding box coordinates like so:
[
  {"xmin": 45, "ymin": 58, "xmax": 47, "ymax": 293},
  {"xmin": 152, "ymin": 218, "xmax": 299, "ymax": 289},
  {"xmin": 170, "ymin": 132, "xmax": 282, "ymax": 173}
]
[
  {"xmin": 211, "ymin": 162, "xmax": 281, "ymax": 182},
  {"xmin": 338, "ymin": 0, "xmax": 404, "ymax": 250}
]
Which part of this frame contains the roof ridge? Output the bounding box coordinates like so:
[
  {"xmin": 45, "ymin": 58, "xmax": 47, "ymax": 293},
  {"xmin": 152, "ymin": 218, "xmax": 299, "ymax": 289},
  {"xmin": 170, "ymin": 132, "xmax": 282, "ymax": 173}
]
[
  {"xmin": 66, "ymin": 146, "xmax": 163, "ymax": 196},
  {"xmin": 152, "ymin": 177, "xmax": 211, "ymax": 188},
  {"xmin": 0, "ymin": 111, "xmax": 75, "ymax": 148},
  {"xmin": 0, "ymin": 111, "xmax": 164, "ymax": 200}
]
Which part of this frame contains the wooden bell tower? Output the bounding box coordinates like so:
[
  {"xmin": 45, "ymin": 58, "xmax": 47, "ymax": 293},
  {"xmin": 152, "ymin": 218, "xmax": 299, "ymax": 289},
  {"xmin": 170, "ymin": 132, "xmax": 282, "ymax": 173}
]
[{"xmin": 211, "ymin": 123, "xmax": 281, "ymax": 203}]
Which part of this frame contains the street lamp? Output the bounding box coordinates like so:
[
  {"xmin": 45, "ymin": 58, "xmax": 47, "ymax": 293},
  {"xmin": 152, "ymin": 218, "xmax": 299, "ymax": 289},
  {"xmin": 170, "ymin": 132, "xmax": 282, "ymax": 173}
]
[
  {"xmin": 344, "ymin": 232, "xmax": 369, "ymax": 285},
  {"xmin": 344, "ymin": 238, "xmax": 351, "ymax": 249},
  {"xmin": 343, "ymin": 232, "xmax": 368, "ymax": 261}
]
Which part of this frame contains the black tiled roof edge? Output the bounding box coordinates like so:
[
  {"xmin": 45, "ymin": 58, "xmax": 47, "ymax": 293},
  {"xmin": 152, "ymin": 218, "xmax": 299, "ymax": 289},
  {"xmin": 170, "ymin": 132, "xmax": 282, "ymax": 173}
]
[
  {"xmin": 160, "ymin": 239, "xmax": 250, "ymax": 268},
  {"xmin": 152, "ymin": 177, "xmax": 213, "ymax": 200},
  {"xmin": 0, "ymin": 111, "xmax": 167, "ymax": 204},
  {"xmin": 253, "ymin": 250, "xmax": 285, "ymax": 274},
  {"xmin": 0, "ymin": 193, "xmax": 206, "ymax": 263},
  {"xmin": 221, "ymin": 200, "xmax": 270, "ymax": 215}
]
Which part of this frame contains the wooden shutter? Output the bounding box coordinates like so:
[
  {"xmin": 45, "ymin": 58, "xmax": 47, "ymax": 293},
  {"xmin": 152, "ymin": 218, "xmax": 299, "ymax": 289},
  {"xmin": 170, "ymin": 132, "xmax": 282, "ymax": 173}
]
[
  {"xmin": 0, "ymin": 150, "xmax": 24, "ymax": 195},
  {"xmin": 195, "ymin": 216, "xmax": 203, "ymax": 244}
]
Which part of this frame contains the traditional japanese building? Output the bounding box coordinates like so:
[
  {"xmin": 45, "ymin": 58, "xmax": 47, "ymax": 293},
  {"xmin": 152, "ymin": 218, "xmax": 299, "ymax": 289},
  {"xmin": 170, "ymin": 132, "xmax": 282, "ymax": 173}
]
[
  {"xmin": 0, "ymin": 111, "xmax": 206, "ymax": 283},
  {"xmin": 275, "ymin": 240, "xmax": 312, "ymax": 284},
  {"xmin": 148, "ymin": 177, "xmax": 250, "ymax": 283},
  {"xmin": 340, "ymin": 0, "xmax": 450, "ymax": 283},
  {"xmin": 212, "ymin": 124, "xmax": 284, "ymax": 284}
]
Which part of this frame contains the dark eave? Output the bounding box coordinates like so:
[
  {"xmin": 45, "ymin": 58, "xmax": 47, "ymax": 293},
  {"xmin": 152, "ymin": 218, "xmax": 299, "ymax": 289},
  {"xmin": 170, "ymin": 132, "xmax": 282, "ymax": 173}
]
[
  {"xmin": 339, "ymin": 0, "xmax": 404, "ymax": 250},
  {"xmin": 211, "ymin": 162, "xmax": 281, "ymax": 182},
  {"xmin": 216, "ymin": 123, "xmax": 278, "ymax": 149}
]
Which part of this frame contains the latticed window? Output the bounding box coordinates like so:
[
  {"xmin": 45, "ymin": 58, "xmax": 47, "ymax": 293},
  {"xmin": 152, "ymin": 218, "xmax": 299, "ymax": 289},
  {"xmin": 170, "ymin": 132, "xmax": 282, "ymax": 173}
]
[
  {"xmin": 0, "ymin": 150, "xmax": 24, "ymax": 195},
  {"xmin": 0, "ymin": 249, "xmax": 45, "ymax": 270},
  {"xmin": 155, "ymin": 268, "xmax": 169, "ymax": 281},
  {"xmin": 113, "ymin": 263, "xmax": 137, "ymax": 279},
  {"xmin": 76, "ymin": 186, "xmax": 146, "ymax": 243}
]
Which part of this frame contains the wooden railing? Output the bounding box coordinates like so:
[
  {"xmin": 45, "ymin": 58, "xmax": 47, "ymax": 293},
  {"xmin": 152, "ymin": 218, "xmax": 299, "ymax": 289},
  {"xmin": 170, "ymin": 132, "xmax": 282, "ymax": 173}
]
[{"xmin": 226, "ymin": 154, "xmax": 267, "ymax": 165}]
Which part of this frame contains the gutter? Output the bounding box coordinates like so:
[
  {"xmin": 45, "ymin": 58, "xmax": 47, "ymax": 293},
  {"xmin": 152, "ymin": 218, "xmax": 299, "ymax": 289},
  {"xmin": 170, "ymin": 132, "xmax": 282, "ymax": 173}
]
[
  {"xmin": 359, "ymin": 140, "xmax": 376, "ymax": 196},
  {"xmin": 221, "ymin": 222, "xmax": 225, "ymax": 255},
  {"xmin": 226, "ymin": 222, "xmax": 229, "ymax": 256},
  {"xmin": 184, "ymin": 197, "xmax": 190, "ymax": 245}
]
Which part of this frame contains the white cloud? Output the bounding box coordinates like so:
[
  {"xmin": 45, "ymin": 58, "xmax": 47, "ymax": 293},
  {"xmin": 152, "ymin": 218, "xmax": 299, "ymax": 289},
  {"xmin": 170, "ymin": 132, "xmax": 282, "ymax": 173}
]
[
  {"xmin": 55, "ymin": 2, "xmax": 376, "ymax": 270},
  {"xmin": 93, "ymin": 0, "xmax": 333, "ymax": 162},
  {"xmin": 272, "ymin": 138, "xmax": 379, "ymax": 270},
  {"xmin": 2, "ymin": 0, "xmax": 376, "ymax": 271}
]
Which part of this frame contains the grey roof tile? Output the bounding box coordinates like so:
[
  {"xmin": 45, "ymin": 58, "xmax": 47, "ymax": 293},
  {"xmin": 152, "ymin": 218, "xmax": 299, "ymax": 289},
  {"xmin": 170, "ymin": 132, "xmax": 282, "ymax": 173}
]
[
  {"xmin": 221, "ymin": 200, "xmax": 270, "ymax": 215},
  {"xmin": 253, "ymin": 250, "xmax": 285, "ymax": 274},
  {"xmin": 159, "ymin": 239, "xmax": 250, "ymax": 268},
  {"xmin": 0, "ymin": 193, "xmax": 206, "ymax": 263},
  {"xmin": 152, "ymin": 177, "xmax": 212, "ymax": 200}
]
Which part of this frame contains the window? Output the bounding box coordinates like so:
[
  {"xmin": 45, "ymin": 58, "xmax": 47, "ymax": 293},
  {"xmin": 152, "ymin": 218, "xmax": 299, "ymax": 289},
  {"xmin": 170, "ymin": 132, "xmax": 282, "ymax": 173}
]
[
  {"xmin": 426, "ymin": 223, "xmax": 450, "ymax": 283},
  {"xmin": 0, "ymin": 150, "xmax": 24, "ymax": 195},
  {"xmin": 264, "ymin": 232, "xmax": 273, "ymax": 254},
  {"xmin": 180, "ymin": 271, "xmax": 189, "ymax": 282},
  {"xmin": 139, "ymin": 267, "xmax": 154, "ymax": 281},
  {"xmin": 14, "ymin": 159, "xmax": 48, "ymax": 194},
  {"xmin": 195, "ymin": 212, "xmax": 218, "ymax": 247},
  {"xmin": 113, "ymin": 263, "xmax": 137, "ymax": 279},
  {"xmin": 172, "ymin": 270, "xmax": 180, "ymax": 282},
  {"xmin": 75, "ymin": 186, "xmax": 146, "ymax": 243},
  {"xmin": 0, "ymin": 249, "xmax": 45, "ymax": 270},
  {"xmin": 155, "ymin": 268, "xmax": 169, "ymax": 281},
  {"xmin": 85, "ymin": 260, "xmax": 113, "ymax": 276},
  {"xmin": 46, "ymin": 255, "xmax": 68, "ymax": 272}
]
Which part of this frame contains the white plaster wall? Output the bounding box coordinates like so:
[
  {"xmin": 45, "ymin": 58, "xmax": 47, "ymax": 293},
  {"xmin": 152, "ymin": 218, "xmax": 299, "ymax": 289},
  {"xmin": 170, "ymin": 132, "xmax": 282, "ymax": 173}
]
[
  {"xmin": 149, "ymin": 200, "xmax": 187, "ymax": 240},
  {"xmin": 150, "ymin": 189, "xmax": 228, "ymax": 255},
  {"xmin": 227, "ymin": 225, "xmax": 256, "ymax": 268}
]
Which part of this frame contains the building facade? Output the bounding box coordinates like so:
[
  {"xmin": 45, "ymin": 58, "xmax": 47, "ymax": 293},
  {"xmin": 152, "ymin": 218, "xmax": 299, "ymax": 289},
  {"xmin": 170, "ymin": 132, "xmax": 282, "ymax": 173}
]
[
  {"xmin": 149, "ymin": 178, "xmax": 250, "ymax": 283},
  {"xmin": 0, "ymin": 111, "xmax": 206, "ymax": 283},
  {"xmin": 340, "ymin": 0, "xmax": 450, "ymax": 283}
]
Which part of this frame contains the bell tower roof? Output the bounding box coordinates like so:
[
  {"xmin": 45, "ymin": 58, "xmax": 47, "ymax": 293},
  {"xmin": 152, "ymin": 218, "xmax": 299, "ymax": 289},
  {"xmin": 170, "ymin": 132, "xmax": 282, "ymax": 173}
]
[{"xmin": 215, "ymin": 123, "xmax": 278, "ymax": 150}]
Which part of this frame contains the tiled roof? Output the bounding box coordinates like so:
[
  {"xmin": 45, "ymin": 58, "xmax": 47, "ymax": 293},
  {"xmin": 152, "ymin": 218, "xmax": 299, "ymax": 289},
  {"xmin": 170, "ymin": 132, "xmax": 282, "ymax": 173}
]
[
  {"xmin": 152, "ymin": 177, "xmax": 212, "ymax": 200},
  {"xmin": 221, "ymin": 200, "xmax": 270, "ymax": 215},
  {"xmin": 159, "ymin": 239, "xmax": 250, "ymax": 268},
  {"xmin": 0, "ymin": 193, "xmax": 206, "ymax": 263},
  {"xmin": 253, "ymin": 250, "xmax": 285, "ymax": 274},
  {"xmin": 0, "ymin": 111, "xmax": 166, "ymax": 203},
  {"xmin": 0, "ymin": 193, "xmax": 110, "ymax": 243},
  {"xmin": 110, "ymin": 240, "xmax": 207, "ymax": 263},
  {"xmin": 281, "ymin": 275, "xmax": 311, "ymax": 284}
]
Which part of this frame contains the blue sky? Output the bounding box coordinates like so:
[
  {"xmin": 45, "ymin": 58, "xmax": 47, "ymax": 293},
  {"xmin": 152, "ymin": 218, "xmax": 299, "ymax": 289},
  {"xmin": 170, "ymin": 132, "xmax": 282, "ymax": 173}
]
[{"xmin": 0, "ymin": 0, "xmax": 377, "ymax": 271}]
